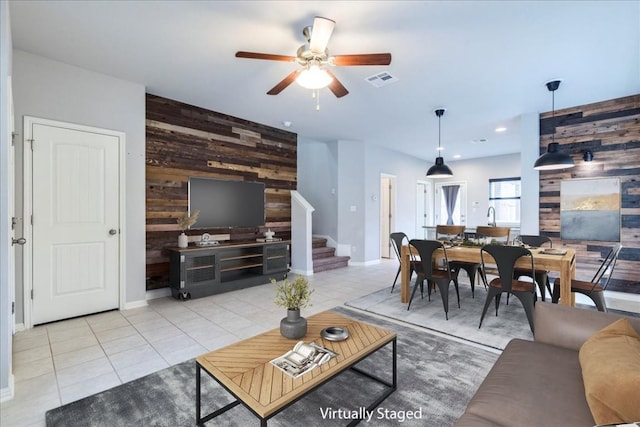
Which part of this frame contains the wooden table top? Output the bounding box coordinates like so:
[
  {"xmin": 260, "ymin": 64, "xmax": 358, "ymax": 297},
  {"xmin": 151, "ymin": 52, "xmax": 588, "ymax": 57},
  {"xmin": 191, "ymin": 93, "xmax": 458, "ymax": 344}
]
[{"xmin": 196, "ymin": 311, "xmax": 396, "ymax": 418}]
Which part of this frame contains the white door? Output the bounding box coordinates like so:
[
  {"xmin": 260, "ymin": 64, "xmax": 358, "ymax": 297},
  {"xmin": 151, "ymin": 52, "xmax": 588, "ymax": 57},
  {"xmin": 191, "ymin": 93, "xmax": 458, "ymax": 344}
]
[
  {"xmin": 380, "ymin": 175, "xmax": 395, "ymax": 258},
  {"xmin": 435, "ymin": 181, "xmax": 467, "ymax": 226},
  {"xmin": 8, "ymin": 79, "xmax": 17, "ymax": 332},
  {"xmin": 416, "ymin": 181, "xmax": 432, "ymax": 239},
  {"xmin": 28, "ymin": 119, "xmax": 121, "ymax": 325}
]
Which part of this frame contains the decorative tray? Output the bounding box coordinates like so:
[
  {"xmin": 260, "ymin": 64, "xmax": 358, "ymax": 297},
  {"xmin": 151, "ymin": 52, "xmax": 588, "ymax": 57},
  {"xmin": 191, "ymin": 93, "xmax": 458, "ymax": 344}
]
[
  {"xmin": 321, "ymin": 326, "xmax": 350, "ymax": 341},
  {"xmin": 541, "ymin": 248, "xmax": 567, "ymax": 255}
]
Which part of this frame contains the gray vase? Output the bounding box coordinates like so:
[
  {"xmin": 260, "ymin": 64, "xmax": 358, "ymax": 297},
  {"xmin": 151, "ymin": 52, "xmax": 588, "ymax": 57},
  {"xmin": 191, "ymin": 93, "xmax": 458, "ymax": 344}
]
[{"xmin": 280, "ymin": 309, "xmax": 307, "ymax": 339}]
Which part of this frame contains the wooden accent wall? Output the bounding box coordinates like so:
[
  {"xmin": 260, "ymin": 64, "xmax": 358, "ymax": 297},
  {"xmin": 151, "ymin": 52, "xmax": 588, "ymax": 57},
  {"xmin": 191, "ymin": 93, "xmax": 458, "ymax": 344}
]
[
  {"xmin": 145, "ymin": 94, "xmax": 297, "ymax": 290},
  {"xmin": 538, "ymin": 94, "xmax": 640, "ymax": 294}
]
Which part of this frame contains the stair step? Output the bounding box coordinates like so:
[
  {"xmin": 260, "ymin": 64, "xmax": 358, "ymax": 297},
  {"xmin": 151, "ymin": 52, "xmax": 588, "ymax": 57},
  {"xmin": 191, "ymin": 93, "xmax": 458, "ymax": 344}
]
[
  {"xmin": 312, "ymin": 246, "xmax": 335, "ymax": 259},
  {"xmin": 312, "ymin": 237, "xmax": 327, "ymax": 249},
  {"xmin": 313, "ymin": 256, "xmax": 350, "ymax": 273}
]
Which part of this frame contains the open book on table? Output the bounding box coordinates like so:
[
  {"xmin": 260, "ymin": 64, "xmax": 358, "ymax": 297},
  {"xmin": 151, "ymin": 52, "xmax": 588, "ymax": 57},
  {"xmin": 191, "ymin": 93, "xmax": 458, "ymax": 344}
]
[{"xmin": 270, "ymin": 341, "xmax": 337, "ymax": 378}]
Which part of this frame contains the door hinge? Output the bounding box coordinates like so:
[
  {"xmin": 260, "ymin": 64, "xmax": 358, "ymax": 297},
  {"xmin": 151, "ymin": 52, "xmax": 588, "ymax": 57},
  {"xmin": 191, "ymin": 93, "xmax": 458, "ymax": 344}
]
[
  {"xmin": 31, "ymin": 289, "xmax": 34, "ymax": 299},
  {"xmin": 11, "ymin": 132, "xmax": 18, "ymax": 146},
  {"xmin": 11, "ymin": 302, "xmax": 15, "ymax": 314},
  {"xmin": 27, "ymin": 138, "xmax": 34, "ymax": 150}
]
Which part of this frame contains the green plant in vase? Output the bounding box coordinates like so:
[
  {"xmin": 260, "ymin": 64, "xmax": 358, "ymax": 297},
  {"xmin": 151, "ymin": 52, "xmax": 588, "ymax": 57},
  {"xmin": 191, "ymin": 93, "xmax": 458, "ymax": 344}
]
[{"xmin": 272, "ymin": 276, "xmax": 313, "ymax": 339}]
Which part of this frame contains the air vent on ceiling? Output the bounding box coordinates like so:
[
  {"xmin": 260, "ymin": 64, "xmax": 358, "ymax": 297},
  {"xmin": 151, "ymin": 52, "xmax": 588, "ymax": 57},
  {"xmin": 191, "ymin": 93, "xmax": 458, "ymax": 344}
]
[{"xmin": 365, "ymin": 71, "xmax": 399, "ymax": 88}]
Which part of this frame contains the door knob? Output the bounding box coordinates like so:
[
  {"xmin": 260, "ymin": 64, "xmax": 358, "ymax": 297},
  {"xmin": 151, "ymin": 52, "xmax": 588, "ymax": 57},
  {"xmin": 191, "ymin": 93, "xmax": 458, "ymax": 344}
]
[
  {"xmin": 108, "ymin": 229, "xmax": 118, "ymax": 236},
  {"xmin": 12, "ymin": 237, "xmax": 26, "ymax": 246}
]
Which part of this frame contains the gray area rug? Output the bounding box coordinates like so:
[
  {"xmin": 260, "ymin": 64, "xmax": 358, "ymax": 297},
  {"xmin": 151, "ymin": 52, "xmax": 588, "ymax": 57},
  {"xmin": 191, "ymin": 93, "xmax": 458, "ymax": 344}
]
[
  {"xmin": 46, "ymin": 307, "xmax": 498, "ymax": 427},
  {"xmin": 346, "ymin": 282, "xmax": 534, "ymax": 350}
]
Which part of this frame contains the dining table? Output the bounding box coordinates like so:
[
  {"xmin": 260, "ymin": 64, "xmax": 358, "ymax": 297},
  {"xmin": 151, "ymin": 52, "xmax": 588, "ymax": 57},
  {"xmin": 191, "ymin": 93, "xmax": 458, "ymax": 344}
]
[{"xmin": 400, "ymin": 243, "xmax": 577, "ymax": 306}]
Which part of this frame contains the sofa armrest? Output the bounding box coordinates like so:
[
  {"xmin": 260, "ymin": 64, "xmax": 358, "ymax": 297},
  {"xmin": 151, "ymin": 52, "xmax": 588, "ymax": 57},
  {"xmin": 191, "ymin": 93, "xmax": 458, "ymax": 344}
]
[{"xmin": 534, "ymin": 302, "xmax": 640, "ymax": 351}]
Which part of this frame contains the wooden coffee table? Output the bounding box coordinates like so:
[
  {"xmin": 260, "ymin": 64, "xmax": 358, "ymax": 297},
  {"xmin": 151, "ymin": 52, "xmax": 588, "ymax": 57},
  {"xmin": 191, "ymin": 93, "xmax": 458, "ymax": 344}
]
[{"xmin": 196, "ymin": 310, "xmax": 397, "ymax": 426}]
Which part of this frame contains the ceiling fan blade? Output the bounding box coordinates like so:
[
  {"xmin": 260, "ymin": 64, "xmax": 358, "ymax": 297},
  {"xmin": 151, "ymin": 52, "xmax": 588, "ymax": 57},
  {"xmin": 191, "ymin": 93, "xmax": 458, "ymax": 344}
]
[
  {"xmin": 267, "ymin": 70, "xmax": 301, "ymax": 95},
  {"xmin": 235, "ymin": 51, "xmax": 296, "ymax": 62},
  {"xmin": 325, "ymin": 70, "xmax": 349, "ymax": 98},
  {"xmin": 309, "ymin": 16, "xmax": 335, "ymax": 54},
  {"xmin": 332, "ymin": 53, "xmax": 392, "ymax": 66}
]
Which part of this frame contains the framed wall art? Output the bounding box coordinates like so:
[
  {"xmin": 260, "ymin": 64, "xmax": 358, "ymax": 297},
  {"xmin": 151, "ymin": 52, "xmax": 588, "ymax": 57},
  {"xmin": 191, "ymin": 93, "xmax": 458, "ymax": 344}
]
[{"xmin": 560, "ymin": 178, "xmax": 620, "ymax": 242}]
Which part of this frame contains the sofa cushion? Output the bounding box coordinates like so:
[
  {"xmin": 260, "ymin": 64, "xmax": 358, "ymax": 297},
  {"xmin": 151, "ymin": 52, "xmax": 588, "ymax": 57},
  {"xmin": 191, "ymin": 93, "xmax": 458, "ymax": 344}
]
[
  {"xmin": 456, "ymin": 339, "xmax": 595, "ymax": 427},
  {"xmin": 579, "ymin": 318, "xmax": 640, "ymax": 425}
]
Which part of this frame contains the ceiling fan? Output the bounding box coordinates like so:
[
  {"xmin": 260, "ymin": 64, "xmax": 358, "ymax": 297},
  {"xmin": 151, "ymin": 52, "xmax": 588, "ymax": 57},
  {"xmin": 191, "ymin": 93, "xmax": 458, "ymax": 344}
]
[{"xmin": 235, "ymin": 16, "xmax": 392, "ymax": 98}]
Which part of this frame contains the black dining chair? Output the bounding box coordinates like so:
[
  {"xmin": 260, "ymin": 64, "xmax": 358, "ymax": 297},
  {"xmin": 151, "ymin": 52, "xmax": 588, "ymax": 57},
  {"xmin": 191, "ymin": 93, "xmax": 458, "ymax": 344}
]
[
  {"xmin": 551, "ymin": 245, "xmax": 622, "ymax": 312},
  {"xmin": 479, "ymin": 245, "xmax": 537, "ymax": 333},
  {"xmin": 390, "ymin": 232, "xmax": 417, "ymax": 293},
  {"xmin": 436, "ymin": 225, "xmax": 480, "ymax": 298},
  {"xmin": 513, "ymin": 235, "xmax": 553, "ymax": 301},
  {"xmin": 407, "ymin": 239, "xmax": 460, "ymax": 320}
]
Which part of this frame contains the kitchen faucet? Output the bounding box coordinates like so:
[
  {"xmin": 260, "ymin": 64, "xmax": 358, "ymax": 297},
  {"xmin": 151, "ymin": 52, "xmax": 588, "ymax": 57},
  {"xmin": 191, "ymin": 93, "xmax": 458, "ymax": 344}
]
[{"xmin": 487, "ymin": 206, "xmax": 496, "ymax": 227}]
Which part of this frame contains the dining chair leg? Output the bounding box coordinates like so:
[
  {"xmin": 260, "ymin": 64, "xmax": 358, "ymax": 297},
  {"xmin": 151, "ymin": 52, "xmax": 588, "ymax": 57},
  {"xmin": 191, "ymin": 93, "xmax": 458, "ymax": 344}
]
[
  {"xmin": 495, "ymin": 293, "xmax": 502, "ymax": 316},
  {"xmin": 479, "ymin": 287, "xmax": 500, "ymax": 329},
  {"xmin": 391, "ymin": 265, "xmax": 401, "ymax": 293},
  {"xmin": 407, "ymin": 277, "xmax": 422, "ymax": 310},
  {"xmin": 513, "ymin": 291, "xmax": 535, "ymax": 334},
  {"xmin": 434, "ymin": 281, "xmax": 450, "ymax": 320},
  {"xmin": 589, "ymin": 291, "xmax": 607, "ymax": 312}
]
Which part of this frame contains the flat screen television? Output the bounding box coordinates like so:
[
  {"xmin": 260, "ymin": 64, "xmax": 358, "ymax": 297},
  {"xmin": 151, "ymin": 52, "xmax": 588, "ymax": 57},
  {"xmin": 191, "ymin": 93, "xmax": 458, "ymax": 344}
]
[{"xmin": 188, "ymin": 177, "xmax": 265, "ymax": 229}]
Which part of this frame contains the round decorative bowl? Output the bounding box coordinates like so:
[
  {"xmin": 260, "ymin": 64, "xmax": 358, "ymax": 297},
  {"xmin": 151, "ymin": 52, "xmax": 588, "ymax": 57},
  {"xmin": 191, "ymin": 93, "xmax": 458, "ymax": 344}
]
[{"xmin": 321, "ymin": 326, "xmax": 349, "ymax": 341}]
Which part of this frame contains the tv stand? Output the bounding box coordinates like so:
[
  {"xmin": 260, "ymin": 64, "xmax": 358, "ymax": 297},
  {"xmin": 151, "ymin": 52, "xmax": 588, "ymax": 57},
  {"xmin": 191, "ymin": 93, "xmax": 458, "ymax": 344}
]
[{"xmin": 168, "ymin": 240, "xmax": 289, "ymax": 300}]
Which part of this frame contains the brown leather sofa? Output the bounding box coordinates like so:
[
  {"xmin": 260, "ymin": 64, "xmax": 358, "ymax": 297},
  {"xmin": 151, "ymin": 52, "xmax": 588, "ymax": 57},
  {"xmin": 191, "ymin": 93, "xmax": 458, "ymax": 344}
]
[{"xmin": 456, "ymin": 302, "xmax": 640, "ymax": 426}]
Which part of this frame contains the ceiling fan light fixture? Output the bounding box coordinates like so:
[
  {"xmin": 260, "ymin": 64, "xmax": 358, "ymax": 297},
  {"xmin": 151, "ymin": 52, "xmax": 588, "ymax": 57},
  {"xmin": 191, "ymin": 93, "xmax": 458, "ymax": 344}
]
[{"xmin": 295, "ymin": 64, "xmax": 333, "ymax": 89}]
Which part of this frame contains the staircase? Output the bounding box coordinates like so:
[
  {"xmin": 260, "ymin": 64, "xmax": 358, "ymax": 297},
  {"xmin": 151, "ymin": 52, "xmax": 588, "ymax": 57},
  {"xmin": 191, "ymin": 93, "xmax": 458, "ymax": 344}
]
[{"xmin": 312, "ymin": 237, "xmax": 350, "ymax": 273}]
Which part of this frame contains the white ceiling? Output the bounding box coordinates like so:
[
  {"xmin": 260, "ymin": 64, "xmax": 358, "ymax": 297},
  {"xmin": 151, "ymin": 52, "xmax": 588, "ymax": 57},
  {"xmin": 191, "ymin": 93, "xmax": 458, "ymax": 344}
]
[{"xmin": 9, "ymin": 1, "xmax": 640, "ymax": 162}]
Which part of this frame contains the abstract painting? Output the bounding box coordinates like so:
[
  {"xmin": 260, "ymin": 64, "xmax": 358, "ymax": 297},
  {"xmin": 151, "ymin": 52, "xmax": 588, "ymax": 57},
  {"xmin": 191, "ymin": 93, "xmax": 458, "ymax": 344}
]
[{"xmin": 560, "ymin": 178, "xmax": 620, "ymax": 242}]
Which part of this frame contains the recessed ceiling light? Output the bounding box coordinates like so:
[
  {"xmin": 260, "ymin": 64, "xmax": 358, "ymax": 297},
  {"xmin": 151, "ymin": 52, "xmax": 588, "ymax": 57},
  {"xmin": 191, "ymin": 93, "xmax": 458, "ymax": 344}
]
[
  {"xmin": 282, "ymin": 121, "xmax": 292, "ymax": 128},
  {"xmin": 453, "ymin": 154, "xmax": 462, "ymax": 159},
  {"xmin": 495, "ymin": 126, "xmax": 507, "ymax": 133}
]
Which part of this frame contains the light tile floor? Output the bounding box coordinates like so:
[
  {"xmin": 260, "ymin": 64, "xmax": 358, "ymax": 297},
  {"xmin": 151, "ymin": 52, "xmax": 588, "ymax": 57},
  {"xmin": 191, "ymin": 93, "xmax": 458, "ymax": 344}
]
[
  {"xmin": 1, "ymin": 261, "xmax": 397, "ymax": 427},
  {"xmin": 2, "ymin": 259, "xmax": 637, "ymax": 426}
]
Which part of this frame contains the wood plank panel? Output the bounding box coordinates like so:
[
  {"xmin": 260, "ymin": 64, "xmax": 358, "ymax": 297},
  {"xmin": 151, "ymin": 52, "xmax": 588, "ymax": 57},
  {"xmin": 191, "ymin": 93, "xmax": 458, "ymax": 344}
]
[
  {"xmin": 145, "ymin": 94, "xmax": 297, "ymax": 289},
  {"xmin": 539, "ymin": 94, "xmax": 640, "ymax": 294}
]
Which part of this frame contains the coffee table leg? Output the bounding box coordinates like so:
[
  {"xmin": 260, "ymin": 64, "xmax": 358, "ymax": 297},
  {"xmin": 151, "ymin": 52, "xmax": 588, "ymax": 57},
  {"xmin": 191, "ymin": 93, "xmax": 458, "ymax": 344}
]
[{"xmin": 196, "ymin": 363, "xmax": 202, "ymax": 426}]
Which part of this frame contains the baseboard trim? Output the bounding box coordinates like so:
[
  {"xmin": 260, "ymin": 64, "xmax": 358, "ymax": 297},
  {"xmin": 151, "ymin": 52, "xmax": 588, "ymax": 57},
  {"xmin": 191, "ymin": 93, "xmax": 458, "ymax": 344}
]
[
  {"xmin": 0, "ymin": 374, "xmax": 14, "ymax": 403},
  {"xmin": 122, "ymin": 299, "xmax": 148, "ymax": 310},
  {"xmin": 289, "ymin": 268, "xmax": 314, "ymax": 276},
  {"xmin": 146, "ymin": 287, "xmax": 171, "ymax": 300}
]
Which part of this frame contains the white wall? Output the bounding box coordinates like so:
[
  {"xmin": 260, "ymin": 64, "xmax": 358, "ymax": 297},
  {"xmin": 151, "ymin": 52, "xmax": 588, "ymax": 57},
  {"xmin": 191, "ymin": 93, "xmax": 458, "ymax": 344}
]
[
  {"xmin": 1, "ymin": 0, "xmax": 14, "ymax": 399},
  {"xmin": 297, "ymin": 113, "xmax": 541, "ymax": 265},
  {"xmin": 12, "ymin": 50, "xmax": 147, "ymax": 323}
]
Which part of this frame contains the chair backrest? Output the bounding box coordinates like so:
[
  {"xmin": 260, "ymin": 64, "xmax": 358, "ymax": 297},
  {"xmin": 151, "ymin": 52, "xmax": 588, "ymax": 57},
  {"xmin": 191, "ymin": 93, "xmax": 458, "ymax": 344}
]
[
  {"xmin": 436, "ymin": 225, "xmax": 465, "ymax": 240},
  {"xmin": 476, "ymin": 226, "xmax": 511, "ymax": 243},
  {"xmin": 481, "ymin": 245, "xmax": 533, "ymax": 293},
  {"xmin": 390, "ymin": 232, "xmax": 409, "ymax": 261},
  {"xmin": 518, "ymin": 235, "xmax": 552, "ymax": 248},
  {"xmin": 590, "ymin": 245, "xmax": 623, "ymax": 291},
  {"xmin": 409, "ymin": 239, "xmax": 451, "ymax": 279}
]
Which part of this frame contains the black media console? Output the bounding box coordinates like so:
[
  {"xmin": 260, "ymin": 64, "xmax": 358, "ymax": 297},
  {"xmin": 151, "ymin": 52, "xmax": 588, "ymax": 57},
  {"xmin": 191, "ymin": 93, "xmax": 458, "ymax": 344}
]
[{"xmin": 168, "ymin": 240, "xmax": 289, "ymax": 300}]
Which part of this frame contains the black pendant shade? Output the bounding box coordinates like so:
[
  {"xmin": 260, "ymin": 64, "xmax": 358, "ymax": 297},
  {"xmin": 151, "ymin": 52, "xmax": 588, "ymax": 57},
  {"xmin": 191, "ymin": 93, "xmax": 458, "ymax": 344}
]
[
  {"xmin": 427, "ymin": 108, "xmax": 453, "ymax": 178},
  {"xmin": 427, "ymin": 156, "xmax": 454, "ymax": 177},
  {"xmin": 533, "ymin": 142, "xmax": 576, "ymax": 170},
  {"xmin": 534, "ymin": 80, "xmax": 575, "ymax": 171}
]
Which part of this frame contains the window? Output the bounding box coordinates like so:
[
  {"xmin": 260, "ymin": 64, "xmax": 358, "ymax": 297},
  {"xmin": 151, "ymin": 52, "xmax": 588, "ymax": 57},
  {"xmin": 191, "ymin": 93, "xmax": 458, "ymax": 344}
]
[{"xmin": 489, "ymin": 177, "xmax": 520, "ymax": 225}]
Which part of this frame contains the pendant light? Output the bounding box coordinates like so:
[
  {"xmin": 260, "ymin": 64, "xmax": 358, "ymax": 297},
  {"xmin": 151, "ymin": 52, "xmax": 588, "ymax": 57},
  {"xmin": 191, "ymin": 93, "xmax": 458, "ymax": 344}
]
[
  {"xmin": 427, "ymin": 108, "xmax": 454, "ymax": 178},
  {"xmin": 533, "ymin": 80, "xmax": 575, "ymax": 170}
]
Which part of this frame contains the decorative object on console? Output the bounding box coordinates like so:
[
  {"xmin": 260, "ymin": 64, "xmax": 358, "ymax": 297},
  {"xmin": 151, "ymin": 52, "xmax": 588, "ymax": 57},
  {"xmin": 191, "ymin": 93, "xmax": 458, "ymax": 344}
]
[
  {"xmin": 534, "ymin": 79, "xmax": 576, "ymax": 170},
  {"xmin": 273, "ymin": 276, "xmax": 313, "ymax": 339},
  {"xmin": 426, "ymin": 108, "xmax": 454, "ymax": 178},
  {"xmin": 176, "ymin": 209, "xmax": 199, "ymax": 248},
  {"xmin": 264, "ymin": 229, "xmax": 275, "ymax": 239}
]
